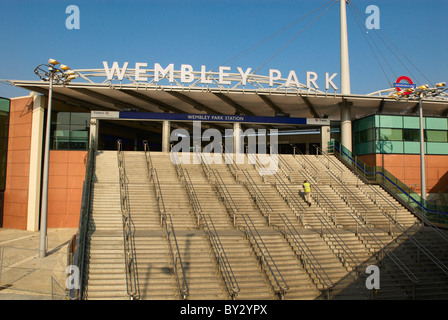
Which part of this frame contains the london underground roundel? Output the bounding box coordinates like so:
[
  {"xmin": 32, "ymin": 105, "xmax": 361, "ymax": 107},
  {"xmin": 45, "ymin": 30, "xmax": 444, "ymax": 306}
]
[{"xmin": 394, "ymin": 76, "xmax": 416, "ymax": 95}]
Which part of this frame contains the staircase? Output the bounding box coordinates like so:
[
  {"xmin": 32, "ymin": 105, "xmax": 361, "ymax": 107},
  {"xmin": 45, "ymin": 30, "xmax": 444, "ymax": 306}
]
[
  {"xmin": 85, "ymin": 151, "xmax": 127, "ymax": 299},
  {"xmin": 82, "ymin": 150, "xmax": 448, "ymax": 300}
]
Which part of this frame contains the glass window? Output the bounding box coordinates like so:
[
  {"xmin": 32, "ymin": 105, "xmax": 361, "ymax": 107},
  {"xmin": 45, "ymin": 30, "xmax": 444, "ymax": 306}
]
[
  {"xmin": 354, "ymin": 116, "xmax": 374, "ymax": 133},
  {"xmin": 426, "ymin": 130, "xmax": 447, "ymax": 143},
  {"xmin": 52, "ymin": 112, "xmax": 70, "ymax": 125},
  {"xmin": 403, "ymin": 129, "xmax": 420, "ymax": 142},
  {"xmin": 50, "ymin": 112, "xmax": 90, "ymax": 150},
  {"xmin": 355, "ymin": 128, "xmax": 375, "ymax": 144},
  {"xmin": 378, "ymin": 128, "xmax": 402, "ymax": 141}
]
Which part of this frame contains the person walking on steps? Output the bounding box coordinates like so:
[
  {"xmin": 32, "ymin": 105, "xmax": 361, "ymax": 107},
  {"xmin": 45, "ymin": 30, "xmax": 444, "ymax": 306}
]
[{"xmin": 303, "ymin": 180, "xmax": 312, "ymax": 206}]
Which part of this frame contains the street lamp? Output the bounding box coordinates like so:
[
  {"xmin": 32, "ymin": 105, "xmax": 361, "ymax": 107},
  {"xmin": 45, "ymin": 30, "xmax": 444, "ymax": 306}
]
[
  {"xmin": 390, "ymin": 81, "xmax": 448, "ymax": 209},
  {"xmin": 34, "ymin": 59, "xmax": 76, "ymax": 258}
]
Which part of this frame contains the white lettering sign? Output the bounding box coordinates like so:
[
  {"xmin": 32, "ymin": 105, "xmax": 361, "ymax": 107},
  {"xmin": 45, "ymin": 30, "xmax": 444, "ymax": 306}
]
[{"xmin": 102, "ymin": 61, "xmax": 339, "ymax": 91}]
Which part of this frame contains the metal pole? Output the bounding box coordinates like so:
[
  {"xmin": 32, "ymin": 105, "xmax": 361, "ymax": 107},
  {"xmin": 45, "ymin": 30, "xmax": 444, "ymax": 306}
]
[
  {"xmin": 419, "ymin": 97, "xmax": 426, "ymax": 206},
  {"xmin": 39, "ymin": 67, "xmax": 54, "ymax": 258},
  {"xmin": 340, "ymin": 0, "xmax": 352, "ymax": 152}
]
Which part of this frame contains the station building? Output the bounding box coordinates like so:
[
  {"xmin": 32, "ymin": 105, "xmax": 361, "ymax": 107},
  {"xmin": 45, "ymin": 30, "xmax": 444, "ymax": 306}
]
[{"xmin": 0, "ymin": 63, "xmax": 447, "ymax": 231}]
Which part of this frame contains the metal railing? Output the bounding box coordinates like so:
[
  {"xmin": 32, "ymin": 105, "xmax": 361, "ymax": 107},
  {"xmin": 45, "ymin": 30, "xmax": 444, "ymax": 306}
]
[
  {"xmin": 240, "ymin": 169, "xmax": 273, "ymax": 226},
  {"xmin": 202, "ymin": 214, "xmax": 240, "ymax": 299},
  {"xmin": 172, "ymin": 151, "xmax": 240, "ymax": 300},
  {"xmin": 117, "ymin": 140, "xmax": 140, "ymax": 300},
  {"xmin": 241, "ymin": 214, "xmax": 289, "ymax": 299},
  {"xmin": 328, "ymin": 174, "xmax": 370, "ymax": 229},
  {"xmin": 249, "ymin": 151, "xmax": 368, "ymax": 280},
  {"xmin": 274, "ymin": 154, "xmax": 422, "ymax": 297},
  {"xmin": 67, "ymin": 138, "xmax": 95, "ymax": 300},
  {"xmin": 199, "ymin": 151, "xmax": 239, "ymax": 227},
  {"xmin": 317, "ymin": 145, "xmax": 448, "ymax": 280},
  {"xmin": 174, "ymin": 160, "xmax": 202, "ymax": 227},
  {"xmin": 271, "ymin": 171, "xmax": 306, "ymax": 226},
  {"xmin": 212, "ymin": 169, "xmax": 239, "ymax": 227},
  {"xmin": 328, "ymin": 140, "xmax": 448, "ymax": 226},
  {"xmin": 274, "ymin": 163, "xmax": 366, "ymax": 273},
  {"xmin": 165, "ymin": 213, "xmax": 190, "ymax": 300},
  {"xmin": 278, "ymin": 213, "xmax": 334, "ymax": 296},
  {"xmin": 312, "ymin": 152, "xmax": 422, "ymax": 290},
  {"xmin": 290, "ymin": 144, "xmax": 319, "ymax": 182},
  {"xmin": 143, "ymin": 143, "xmax": 189, "ymax": 299}
]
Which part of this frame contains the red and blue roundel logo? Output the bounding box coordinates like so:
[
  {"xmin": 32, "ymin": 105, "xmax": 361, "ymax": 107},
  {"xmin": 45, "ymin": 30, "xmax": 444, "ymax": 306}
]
[{"xmin": 394, "ymin": 76, "xmax": 416, "ymax": 95}]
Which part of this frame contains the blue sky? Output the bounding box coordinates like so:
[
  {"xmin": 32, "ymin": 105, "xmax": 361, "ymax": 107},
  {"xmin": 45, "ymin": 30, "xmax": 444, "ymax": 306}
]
[{"xmin": 0, "ymin": 0, "xmax": 447, "ymax": 98}]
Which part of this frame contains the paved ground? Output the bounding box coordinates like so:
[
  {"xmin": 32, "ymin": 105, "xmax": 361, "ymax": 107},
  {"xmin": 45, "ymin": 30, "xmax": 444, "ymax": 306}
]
[{"xmin": 0, "ymin": 227, "xmax": 77, "ymax": 300}]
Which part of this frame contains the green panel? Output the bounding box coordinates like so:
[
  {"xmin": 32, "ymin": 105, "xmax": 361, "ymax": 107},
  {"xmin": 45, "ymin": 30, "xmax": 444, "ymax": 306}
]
[
  {"xmin": 390, "ymin": 141, "xmax": 404, "ymax": 153},
  {"xmin": 375, "ymin": 140, "xmax": 403, "ymax": 154},
  {"xmin": 354, "ymin": 142, "xmax": 373, "ymax": 155},
  {"xmin": 378, "ymin": 115, "xmax": 403, "ymax": 128},
  {"xmin": 427, "ymin": 142, "xmax": 448, "ymax": 155},
  {"xmin": 354, "ymin": 116, "xmax": 374, "ymax": 132},
  {"xmin": 426, "ymin": 117, "xmax": 447, "ymax": 130},
  {"xmin": 403, "ymin": 116, "xmax": 421, "ymax": 129},
  {"xmin": 0, "ymin": 98, "xmax": 10, "ymax": 113},
  {"xmin": 374, "ymin": 115, "xmax": 380, "ymax": 127},
  {"xmin": 404, "ymin": 141, "xmax": 420, "ymax": 154}
]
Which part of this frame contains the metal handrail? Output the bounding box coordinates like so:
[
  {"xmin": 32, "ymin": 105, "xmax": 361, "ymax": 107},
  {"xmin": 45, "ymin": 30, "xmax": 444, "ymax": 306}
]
[
  {"xmin": 290, "ymin": 144, "xmax": 319, "ymax": 182},
  {"xmin": 240, "ymin": 169, "xmax": 273, "ymax": 226},
  {"xmin": 209, "ymin": 169, "xmax": 239, "ymax": 227},
  {"xmin": 278, "ymin": 213, "xmax": 334, "ymax": 293},
  {"xmin": 316, "ymin": 144, "xmax": 402, "ymax": 232},
  {"xmin": 295, "ymin": 148, "xmax": 422, "ymax": 292},
  {"xmin": 355, "ymin": 183, "xmax": 448, "ymax": 277},
  {"xmin": 313, "ymin": 144, "xmax": 344, "ymax": 182},
  {"xmin": 272, "ymin": 172, "xmax": 306, "ymax": 226},
  {"xmin": 325, "ymin": 166, "xmax": 420, "ymax": 285},
  {"xmin": 143, "ymin": 140, "xmax": 154, "ymax": 179},
  {"xmin": 276, "ymin": 155, "xmax": 368, "ymax": 274},
  {"xmin": 165, "ymin": 213, "xmax": 190, "ymax": 300},
  {"xmin": 142, "ymin": 144, "xmax": 189, "ymax": 299},
  {"xmin": 241, "ymin": 214, "xmax": 289, "ymax": 299},
  {"xmin": 202, "ymin": 214, "xmax": 240, "ymax": 299},
  {"xmin": 174, "ymin": 153, "xmax": 240, "ymax": 299},
  {"xmin": 329, "ymin": 140, "xmax": 448, "ymax": 226},
  {"xmin": 328, "ymin": 173, "xmax": 370, "ymax": 227},
  {"xmin": 174, "ymin": 160, "xmax": 202, "ymax": 227},
  {"xmin": 318, "ymin": 147, "xmax": 448, "ymax": 278},
  {"xmin": 286, "ymin": 154, "xmax": 342, "ymax": 227},
  {"xmin": 117, "ymin": 140, "xmax": 139, "ymax": 300},
  {"xmin": 70, "ymin": 138, "xmax": 95, "ymax": 300},
  {"xmin": 249, "ymin": 151, "xmax": 365, "ymax": 275},
  {"xmin": 151, "ymin": 168, "xmax": 189, "ymax": 299}
]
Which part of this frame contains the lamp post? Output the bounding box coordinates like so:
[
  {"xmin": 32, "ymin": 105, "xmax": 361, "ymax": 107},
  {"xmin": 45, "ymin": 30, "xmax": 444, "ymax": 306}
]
[
  {"xmin": 34, "ymin": 59, "xmax": 76, "ymax": 258},
  {"xmin": 391, "ymin": 81, "xmax": 447, "ymax": 209}
]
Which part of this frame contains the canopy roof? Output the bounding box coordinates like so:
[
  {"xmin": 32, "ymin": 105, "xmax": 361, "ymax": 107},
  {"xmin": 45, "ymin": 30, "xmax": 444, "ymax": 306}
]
[{"xmin": 4, "ymin": 79, "xmax": 448, "ymax": 122}]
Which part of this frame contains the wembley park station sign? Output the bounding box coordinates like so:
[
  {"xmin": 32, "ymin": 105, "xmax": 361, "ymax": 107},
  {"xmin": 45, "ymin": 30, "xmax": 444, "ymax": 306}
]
[{"xmin": 102, "ymin": 61, "xmax": 339, "ymax": 91}]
